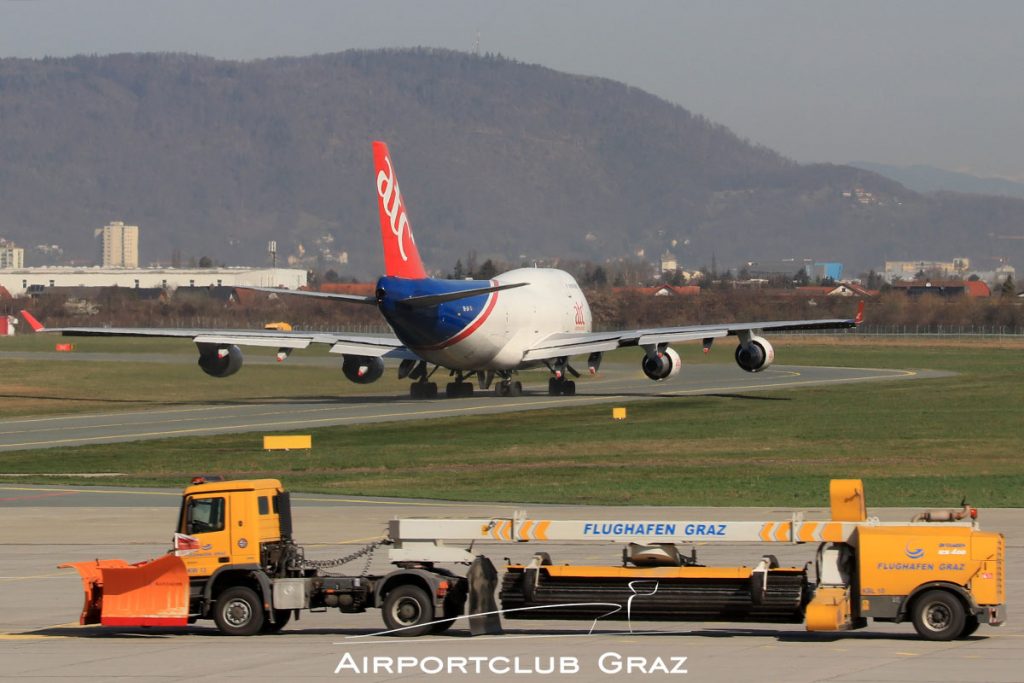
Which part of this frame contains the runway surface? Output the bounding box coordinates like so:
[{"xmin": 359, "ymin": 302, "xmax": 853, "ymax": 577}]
[
  {"xmin": 0, "ymin": 362, "xmax": 935, "ymax": 452},
  {"xmin": 0, "ymin": 484, "xmax": 1019, "ymax": 682}
]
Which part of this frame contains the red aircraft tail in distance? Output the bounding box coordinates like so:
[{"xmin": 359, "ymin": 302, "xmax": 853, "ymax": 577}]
[
  {"xmin": 19, "ymin": 310, "xmax": 44, "ymax": 332},
  {"xmin": 853, "ymin": 300, "xmax": 865, "ymax": 326},
  {"xmin": 373, "ymin": 141, "xmax": 427, "ymax": 279}
]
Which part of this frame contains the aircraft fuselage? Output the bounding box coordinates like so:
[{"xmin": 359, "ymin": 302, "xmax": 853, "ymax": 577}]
[{"xmin": 376, "ymin": 268, "xmax": 592, "ymax": 371}]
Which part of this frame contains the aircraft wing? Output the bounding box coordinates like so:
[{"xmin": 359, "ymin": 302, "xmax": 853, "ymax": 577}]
[
  {"xmin": 43, "ymin": 325, "xmax": 420, "ymax": 360},
  {"xmin": 520, "ymin": 304, "xmax": 863, "ymax": 362}
]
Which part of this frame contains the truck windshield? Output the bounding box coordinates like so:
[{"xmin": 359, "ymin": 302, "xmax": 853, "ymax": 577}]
[{"xmin": 186, "ymin": 497, "xmax": 225, "ymax": 534}]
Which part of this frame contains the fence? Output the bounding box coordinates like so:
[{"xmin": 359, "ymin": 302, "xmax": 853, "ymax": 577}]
[
  {"xmin": 779, "ymin": 324, "xmax": 1024, "ymax": 339},
  {"xmin": 2, "ymin": 308, "xmax": 1021, "ymax": 340}
]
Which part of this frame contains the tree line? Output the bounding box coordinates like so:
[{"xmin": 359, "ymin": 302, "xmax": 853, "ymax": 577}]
[{"xmin": 5, "ymin": 285, "xmax": 1021, "ymax": 332}]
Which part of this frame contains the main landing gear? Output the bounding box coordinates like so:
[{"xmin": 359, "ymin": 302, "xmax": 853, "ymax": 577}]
[
  {"xmin": 404, "ymin": 360, "xmax": 439, "ymax": 400},
  {"xmin": 546, "ymin": 356, "xmax": 578, "ymax": 396},
  {"xmin": 548, "ymin": 377, "xmax": 576, "ymax": 396},
  {"xmin": 444, "ymin": 370, "xmax": 475, "ymax": 398},
  {"xmin": 495, "ymin": 379, "xmax": 523, "ymax": 397},
  {"xmin": 409, "ymin": 381, "xmax": 438, "ymax": 399},
  {"xmin": 445, "ymin": 380, "xmax": 474, "ymax": 398}
]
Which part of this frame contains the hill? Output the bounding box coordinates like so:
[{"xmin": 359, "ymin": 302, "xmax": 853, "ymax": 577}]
[
  {"xmin": 1, "ymin": 49, "xmax": 1023, "ymax": 275},
  {"xmin": 849, "ymin": 162, "xmax": 1024, "ymax": 200}
]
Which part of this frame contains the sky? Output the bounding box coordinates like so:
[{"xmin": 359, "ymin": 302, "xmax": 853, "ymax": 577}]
[{"xmin": 2, "ymin": 0, "xmax": 1022, "ymax": 180}]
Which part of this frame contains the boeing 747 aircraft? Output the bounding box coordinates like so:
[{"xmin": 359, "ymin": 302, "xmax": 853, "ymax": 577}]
[{"xmin": 26, "ymin": 142, "xmax": 862, "ymax": 399}]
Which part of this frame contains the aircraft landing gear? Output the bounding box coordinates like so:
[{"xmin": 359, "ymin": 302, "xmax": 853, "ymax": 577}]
[
  {"xmin": 495, "ymin": 380, "xmax": 523, "ymax": 397},
  {"xmin": 548, "ymin": 377, "xmax": 576, "ymax": 396},
  {"xmin": 445, "ymin": 373, "xmax": 474, "ymax": 398},
  {"xmin": 410, "ymin": 381, "xmax": 438, "ymax": 399},
  {"xmin": 407, "ymin": 362, "xmax": 439, "ymax": 399}
]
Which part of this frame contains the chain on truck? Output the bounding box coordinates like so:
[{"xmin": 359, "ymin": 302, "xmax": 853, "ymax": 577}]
[{"xmin": 62, "ymin": 477, "xmax": 1005, "ymax": 641}]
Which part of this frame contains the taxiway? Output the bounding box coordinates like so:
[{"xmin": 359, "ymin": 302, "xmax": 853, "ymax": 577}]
[
  {"xmin": 0, "ymin": 484, "xmax": 1019, "ymax": 682},
  {"xmin": 0, "ymin": 362, "xmax": 934, "ymax": 452}
]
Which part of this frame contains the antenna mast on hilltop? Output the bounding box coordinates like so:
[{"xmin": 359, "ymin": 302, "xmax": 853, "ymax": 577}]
[{"xmin": 473, "ymin": 30, "xmax": 481, "ymax": 57}]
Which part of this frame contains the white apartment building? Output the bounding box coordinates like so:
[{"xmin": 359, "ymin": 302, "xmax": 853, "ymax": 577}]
[
  {"xmin": 97, "ymin": 221, "xmax": 140, "ymax": 268},
  {"xmin": 0, "ymin": 244, "xmax": 25, "ymax": 269}
]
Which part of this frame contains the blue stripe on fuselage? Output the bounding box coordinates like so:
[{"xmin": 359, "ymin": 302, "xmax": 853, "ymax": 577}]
[{"xmin": 375, "ymin": 276, "xmax": 494, "ymax": 349}]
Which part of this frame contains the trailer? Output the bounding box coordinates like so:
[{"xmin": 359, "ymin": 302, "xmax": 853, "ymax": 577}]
[
  {"xmin": 62, "ymin": 478, "xmax": 1005, "ymax": 641},
  {"xmin": 388, "ymin": 479, "xmax": 1005, "ymax": 640}
]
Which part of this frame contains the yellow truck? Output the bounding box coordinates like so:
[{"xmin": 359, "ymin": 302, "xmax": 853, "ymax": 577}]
[
  {"xmin": 63, "ymin": 477, "xmax": 466, "ymax": 636},
  {"xmin": 62, "ymin": 478, "xmax": 1005, "ymax": 640}
]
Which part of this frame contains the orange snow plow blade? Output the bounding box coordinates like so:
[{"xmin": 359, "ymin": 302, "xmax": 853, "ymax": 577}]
[{"xmin": 59, "ymin": 554, "xmax": 189, "ymax": 627}]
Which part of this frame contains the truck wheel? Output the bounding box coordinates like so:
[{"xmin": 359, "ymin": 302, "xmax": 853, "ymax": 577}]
[
  {"xmin": 382, "ymin": 585, "xmax": 434, "ymax": 637},
  {"xmin": 430, "ymin": 593, "xmax": 466, "ymax": 634},
  {"xmin": 260, "ymin": 609, "xmax": 292, "ymax": 634},
  {"xmin": 911, "ymin": 589, "xmax": 965, "ymax": 641},
  {"xmin": 214, "ymin": 586, "xmax": 265, "ymax": 636},
  {"xmin": 958, "ymin": 618, "xmax": 980, "ymax": 639},
  {"xmin": 430, "ymin": 619, "xmax": 454, "ymax": 634}
]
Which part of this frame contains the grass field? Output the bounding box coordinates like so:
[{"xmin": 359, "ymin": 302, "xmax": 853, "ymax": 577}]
[
  {"xmin": 0, "ymin": 335, "xmax": 419, "ymax": 416},
  {"xmin": 1, "ymin": 336, "xmax": 1022, "ymax": 507}
]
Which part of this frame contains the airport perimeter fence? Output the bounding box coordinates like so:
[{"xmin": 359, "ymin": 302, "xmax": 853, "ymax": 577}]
[
  {"xmin": 152, "ymin": 319, "xmax": 397, "ymax": 335},
  {"xmin": 27, "ymin": 316, "xmax": 1022, "ymax": 340},
  {"xmin": 777, "ymin": 324, "xmax": 1024, "ymax": 339},
  {"xmin": 297, "ymin": 322, "xmax": 1022, "ymax": 339}
]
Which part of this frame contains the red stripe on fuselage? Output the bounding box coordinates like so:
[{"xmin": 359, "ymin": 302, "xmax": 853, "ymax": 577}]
[{"xmin": 413, "ymin": 287, "xmax": 500, "ymax": 352}]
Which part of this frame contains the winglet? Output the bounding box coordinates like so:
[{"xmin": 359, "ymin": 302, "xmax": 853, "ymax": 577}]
[
  {"xmin": 19, "ymin": 310, "xmax": 44, "ymax": 332},
  {"xmin": 853, "ymin": 301, "xmax": 865, "ymax": 326},
  {"xmin": 373, "ymin": 141, "xmax": 427, "ymax": 279}
]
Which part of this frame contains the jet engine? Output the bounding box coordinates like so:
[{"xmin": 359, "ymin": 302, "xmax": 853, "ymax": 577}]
[
  {"xmin": 735, "ymin": 336, "xmax": 775, "ymax": 373},
  {"xmin": 197, "ymin": 344, "xmax": 243, "ymax": 378},
  {"xmin": 641, "ymin": 347, "xmax": 681, "ymax": 381},
  {"xmin": 342, "ymin": 355, "xmax": 385, "ymax": 384}
]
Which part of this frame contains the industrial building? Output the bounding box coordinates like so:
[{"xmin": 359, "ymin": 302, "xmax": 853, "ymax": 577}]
[
  {"xmin": 744, "ymin": 260, "xmax": 843, "ymax": 281},
  {"xmin": 0, "ymin": 267, "xmax": 307, "ymax": 297},
  {"xmin": 884, "ymin": 258, "xmax": 969, "ymax": 282}
]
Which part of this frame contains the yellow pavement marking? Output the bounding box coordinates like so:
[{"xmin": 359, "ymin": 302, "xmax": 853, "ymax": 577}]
[
  {"xmin": 0, "ymin": 403, "xmax": 236, "ymax": 429},
  {"xmin": 0, "ymin": 368, "xmax": 916, "ymax": 450},
  {"xmin": 0, "ymin": 485, "xmax": 179, "ymax": 497},
  {"xmin": 0, "ymin": 634, "xmax": 68, "ymax": 640},
  {"xmin": 0, "ymin": 485, "xmax": 509, "ymax": 508},
  {"xmin": 0, "ymin": 622, "xmax": 80, "ymax": 640},
  {"xmin": 2, "ymin": 370, "xmax": 913, "ymax": 450},
  {"xmin": 662, "ymin": 369, "xmax": 917, "ymax": 398},
  {"xmin": 0, "ymin": 573, "xmax": 67, "ymax": 582},
  {"xmin": 305, "ymin": 536, "xmax": 388, "ymax": 547}
]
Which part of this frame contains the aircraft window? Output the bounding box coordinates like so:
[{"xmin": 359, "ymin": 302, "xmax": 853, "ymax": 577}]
[
  {"xmin": 258, "ymin": 496, "xmax": 269, "ymax": 515},
  {"xmin": 186, "ymin": 497, "xmax": 225, "ymax": 534}
]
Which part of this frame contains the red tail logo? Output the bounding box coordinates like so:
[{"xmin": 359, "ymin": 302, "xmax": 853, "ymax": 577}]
[
  {"xmin": 19, "ymin": 310, "xmax": 44, "ymax": 332},
  {"xmin": 373, "ymin": 142, "xmax": 426, "ymax": 279},
  {"xmin": 854, "ymin": 300, "xmax": 865, "ymax": 326}
]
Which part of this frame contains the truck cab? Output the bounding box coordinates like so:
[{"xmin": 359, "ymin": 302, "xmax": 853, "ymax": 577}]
[
  {"xmin": 172, "ymin": 477, "xmax": 465, "ymax": 636},
  {"xmin": 178, "ymin": 478, "xmax": 287, "ymax": 578}
]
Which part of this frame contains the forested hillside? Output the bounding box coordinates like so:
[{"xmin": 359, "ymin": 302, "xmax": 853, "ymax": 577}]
[{"xmin": 1, "ymin": 49, "xmax": 1022, "ymax": 275}]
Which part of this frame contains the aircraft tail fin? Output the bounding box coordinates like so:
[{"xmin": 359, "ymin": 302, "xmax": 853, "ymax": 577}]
[
  {"xmin": 20, "ymin": 310, "xmax": 44, "ymax": 332},
  {"xmin": 373, "ymin": 141, "xmax": 427, "ymax": 279}
]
